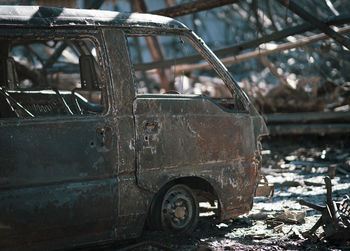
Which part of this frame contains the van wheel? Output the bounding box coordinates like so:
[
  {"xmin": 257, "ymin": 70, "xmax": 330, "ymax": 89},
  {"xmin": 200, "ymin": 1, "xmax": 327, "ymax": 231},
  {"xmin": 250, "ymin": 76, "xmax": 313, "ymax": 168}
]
[{"xmin": 158, "ymin": 184, "xmax": 199, "ymax": 234}]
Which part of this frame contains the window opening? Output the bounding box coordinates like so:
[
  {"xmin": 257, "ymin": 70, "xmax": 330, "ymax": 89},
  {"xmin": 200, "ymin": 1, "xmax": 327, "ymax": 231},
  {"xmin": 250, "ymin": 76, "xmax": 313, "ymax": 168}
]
[
  {"xmin": 127, "ymin": 34, "xmax": 244, "ymax": 112},
  {"xmin": 0, "ymin": 38, "xmax": 105, "ymax": 119}
]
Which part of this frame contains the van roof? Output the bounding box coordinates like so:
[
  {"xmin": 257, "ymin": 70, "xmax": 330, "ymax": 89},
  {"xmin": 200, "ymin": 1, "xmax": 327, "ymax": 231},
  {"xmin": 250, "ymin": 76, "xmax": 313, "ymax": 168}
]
[{"xmin": 0, "ymin": 5, "xmax": 188, "ymax": 30}]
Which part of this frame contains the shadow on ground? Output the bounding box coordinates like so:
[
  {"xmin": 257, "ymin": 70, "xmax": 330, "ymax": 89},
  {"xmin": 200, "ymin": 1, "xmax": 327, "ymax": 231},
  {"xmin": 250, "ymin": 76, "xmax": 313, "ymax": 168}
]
[{"xmin": 110, "ymin": 135, "xmax": 350, "ymax": 250}]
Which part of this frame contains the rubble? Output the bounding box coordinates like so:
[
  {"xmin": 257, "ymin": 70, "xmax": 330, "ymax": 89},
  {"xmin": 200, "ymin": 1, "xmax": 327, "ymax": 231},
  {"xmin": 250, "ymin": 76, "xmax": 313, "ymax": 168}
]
[
  {"xmin": 274, "ymin": 210, "xmax": 306, "ymax": 224},
  {"xmin": 127, "ymin": 136, "xmax": 350, "ymax": 250},
  {"xmin": 299, "ymin": 177, "xmax": 350, "ymax": 243},
  {"xmin": 255, "ymin": 175, "xmax": 275, "ymax": 199},
  {"xmin": 251, "ymin": 79, "xmax": 350, "ymax": 115}
]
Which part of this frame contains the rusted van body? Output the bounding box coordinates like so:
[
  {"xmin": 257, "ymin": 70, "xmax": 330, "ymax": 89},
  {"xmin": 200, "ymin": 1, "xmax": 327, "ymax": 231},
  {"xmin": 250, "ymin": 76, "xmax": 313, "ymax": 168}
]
[{"xmin": 0, "ymin": 6, "xmax": 268, "ymax": 249}]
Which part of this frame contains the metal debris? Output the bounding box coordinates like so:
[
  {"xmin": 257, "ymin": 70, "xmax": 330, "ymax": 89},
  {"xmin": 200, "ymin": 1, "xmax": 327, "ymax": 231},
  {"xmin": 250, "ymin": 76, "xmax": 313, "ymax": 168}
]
[
  {"xmin": 255, "ymin": 174, "xmax": 274, "ymax": 199},
  {"xmin": 299, "ymin": 176, "xmax": 350, "ymax": 243},
  {"xmin": 274, "ymin": 210, "xmax": 306, "ymax": 224}
]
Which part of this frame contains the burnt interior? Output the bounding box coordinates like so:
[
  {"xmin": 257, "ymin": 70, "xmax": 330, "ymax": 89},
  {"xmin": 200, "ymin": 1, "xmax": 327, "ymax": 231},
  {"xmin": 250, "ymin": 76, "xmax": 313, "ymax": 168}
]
[{"xmin": 0, "ymin": 39, "xmax": 104, "ymax": 118}]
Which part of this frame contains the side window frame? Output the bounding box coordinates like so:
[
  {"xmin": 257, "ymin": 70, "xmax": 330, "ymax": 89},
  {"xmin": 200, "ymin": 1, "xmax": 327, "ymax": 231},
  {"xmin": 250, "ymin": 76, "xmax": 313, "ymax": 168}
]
[
  {"xmin": 101, "ymin": 28, "xmax": 136, "ymax": 116},
  {"xmin": 124, "ymin": 29, "xmax": 249, "ymax": 113},
  {"xmin": 0, "ymin": 27, "xmax": 112, "ymax": 123}
]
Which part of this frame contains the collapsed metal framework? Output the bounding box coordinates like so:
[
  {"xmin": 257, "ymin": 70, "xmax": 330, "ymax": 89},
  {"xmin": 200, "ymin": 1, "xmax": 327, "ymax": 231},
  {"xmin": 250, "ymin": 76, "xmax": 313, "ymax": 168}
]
[
  {"xmin": 23, "ymin": 0, "xmax": 350, "ymax": 135},
  {"xmin": 36, "ymin": 0, "xmax": 350, "ymax": 86},
  {"xmin": 143, "ymin": 0, "xmax": 350, "ymax": 71},
  {"xmin": 34, "ymin": 0, "xmax": 350, "ymax": 72},
  {"xmin": 299, "ymin": 177, "xmax": 350, "ymax": 243}
]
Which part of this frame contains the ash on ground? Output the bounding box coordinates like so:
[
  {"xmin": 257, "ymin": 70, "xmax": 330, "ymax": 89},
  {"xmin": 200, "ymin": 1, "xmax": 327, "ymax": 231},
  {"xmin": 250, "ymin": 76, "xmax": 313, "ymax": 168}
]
[{"xmin": 126, "ymin": 135, "xmax": 350, "ymax": 251}]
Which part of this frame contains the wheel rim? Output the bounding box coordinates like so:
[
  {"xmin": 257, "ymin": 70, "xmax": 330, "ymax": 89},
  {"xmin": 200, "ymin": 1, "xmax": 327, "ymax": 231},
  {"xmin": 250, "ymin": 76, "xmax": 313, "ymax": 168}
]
[{"xmin": 161, "ymin": 186, "xmax": 196, "ymax": 231}]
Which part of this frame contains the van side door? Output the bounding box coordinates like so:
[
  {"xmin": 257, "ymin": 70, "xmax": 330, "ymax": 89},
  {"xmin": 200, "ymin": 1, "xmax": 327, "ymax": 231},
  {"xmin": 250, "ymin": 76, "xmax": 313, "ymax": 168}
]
[{"xmin": 0, "ymin": 28, "xmax": 118, "ymax": 249}]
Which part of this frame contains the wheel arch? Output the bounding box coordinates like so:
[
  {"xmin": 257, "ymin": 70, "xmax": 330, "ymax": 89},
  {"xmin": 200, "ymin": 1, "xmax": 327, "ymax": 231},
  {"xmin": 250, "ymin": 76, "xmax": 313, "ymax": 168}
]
[{"xmin": 147, "ymin": 176, "xmax": 222, "ymax": 222}]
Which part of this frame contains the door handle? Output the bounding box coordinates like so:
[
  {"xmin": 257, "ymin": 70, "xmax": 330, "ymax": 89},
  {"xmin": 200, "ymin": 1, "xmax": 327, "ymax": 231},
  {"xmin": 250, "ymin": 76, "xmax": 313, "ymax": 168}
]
[
  {"xmin": 144, "ymin": 121, "xmax": 158, "ymax": 133},
  {"xmin": 96, "ymin": 126, "xmax": 113, "ymax": 150}
]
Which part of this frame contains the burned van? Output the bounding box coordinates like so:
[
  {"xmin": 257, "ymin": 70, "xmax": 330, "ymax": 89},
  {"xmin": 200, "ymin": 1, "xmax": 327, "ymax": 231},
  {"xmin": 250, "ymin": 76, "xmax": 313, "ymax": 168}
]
[{"xmin": 0, "ymin": 6, "xmax": 268, "ymax": 249}]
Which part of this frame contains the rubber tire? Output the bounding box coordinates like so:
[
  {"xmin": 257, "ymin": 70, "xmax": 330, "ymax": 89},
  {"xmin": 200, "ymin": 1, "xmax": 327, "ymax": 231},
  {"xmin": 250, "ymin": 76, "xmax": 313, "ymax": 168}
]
[{"xmin": 151, "ymin": 184, "xmax": 199, "ymax": 234}]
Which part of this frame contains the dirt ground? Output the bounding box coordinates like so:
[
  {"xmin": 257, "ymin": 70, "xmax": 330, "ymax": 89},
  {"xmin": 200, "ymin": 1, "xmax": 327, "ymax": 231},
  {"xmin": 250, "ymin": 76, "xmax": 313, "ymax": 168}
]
[{"xmin": 111, "ymin": 135, "xmax": 350, "ymax": 251}]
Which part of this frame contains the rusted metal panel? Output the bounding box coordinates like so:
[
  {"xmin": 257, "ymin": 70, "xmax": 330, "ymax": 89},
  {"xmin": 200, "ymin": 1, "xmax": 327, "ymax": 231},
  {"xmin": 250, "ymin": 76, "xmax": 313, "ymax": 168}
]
[
  {"xmin": 134, "ymin": 95, "xmax": 260, "ymax": 220},
  {"xmin": 102, "ymin": 29, "xmax": 148, "ymax": 240},
  {"xmin": 102, "ymin": 29, "xmax": 136, "ymax": 116},
  {"xmin": 0, "ymin": 5, "xmax": 269, "ymax": 249},
  {"xmin": 0, "ymin": 118, "xmax": 118, "ymax": 249},
  {"xmin": 0, "ymin": 25, "xmax": 120, "ymax": 249}
]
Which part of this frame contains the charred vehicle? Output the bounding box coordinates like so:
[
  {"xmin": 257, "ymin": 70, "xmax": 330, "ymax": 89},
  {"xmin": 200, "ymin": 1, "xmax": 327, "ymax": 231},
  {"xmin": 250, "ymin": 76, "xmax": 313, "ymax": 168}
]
[{"xmin": 0, "ymin": 6, "xmax": 268, "ymax": 249}]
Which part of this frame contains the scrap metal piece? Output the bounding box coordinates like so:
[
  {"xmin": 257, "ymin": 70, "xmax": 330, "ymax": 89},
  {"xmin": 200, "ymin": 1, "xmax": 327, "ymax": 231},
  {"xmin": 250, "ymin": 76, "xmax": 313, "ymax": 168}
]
[
  {"xmin": 298, "ymin": 176, "xmax": 350, "ymax": 243},
  {"xmin": 255, "ymin": 174, "xmax": 274, "ymax": 199},
  {"xmin": 338, "ymin": 195, "xmax": 350, "ymax": 227}
]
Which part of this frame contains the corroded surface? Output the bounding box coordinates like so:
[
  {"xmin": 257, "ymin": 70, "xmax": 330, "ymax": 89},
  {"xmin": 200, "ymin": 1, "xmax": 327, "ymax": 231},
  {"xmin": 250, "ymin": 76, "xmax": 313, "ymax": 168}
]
[
  {"xmin": 134, "ymin": 94, "xmax": 261, "ymax": 220},
  {"xmin": 0, "ymin": 5, "xmax": 267, "ymax": 249}
]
